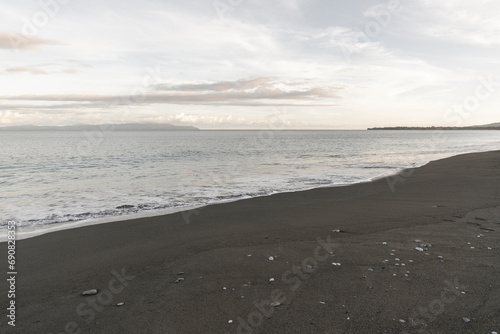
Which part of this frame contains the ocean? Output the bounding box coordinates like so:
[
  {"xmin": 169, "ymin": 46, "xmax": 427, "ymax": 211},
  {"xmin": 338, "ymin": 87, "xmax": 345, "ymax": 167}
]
[{"xmin": 1, "ymin": 130, "xmax": 499, "ymax": 236}]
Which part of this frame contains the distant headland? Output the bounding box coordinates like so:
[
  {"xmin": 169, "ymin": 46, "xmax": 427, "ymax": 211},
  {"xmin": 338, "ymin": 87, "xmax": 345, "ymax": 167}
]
[
  {"xmin": 368, "ymin": 122, "xmax": 500, "ymax": 130},
  {"xmin": 0, "ymin": 123, "xmax": 200, "ymax": 131}
]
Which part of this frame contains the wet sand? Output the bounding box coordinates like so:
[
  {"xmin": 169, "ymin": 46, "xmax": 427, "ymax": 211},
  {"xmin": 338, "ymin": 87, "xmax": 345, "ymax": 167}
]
[{"xmin": 2, "ymin": 151, "xmax": 500, "ymax": 333}]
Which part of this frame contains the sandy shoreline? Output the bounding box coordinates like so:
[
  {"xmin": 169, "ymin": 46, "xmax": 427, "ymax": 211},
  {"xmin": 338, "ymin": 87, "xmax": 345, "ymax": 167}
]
[{"xmin": 2, "ymin": 151, "xmax": 500, "ymax": 333}]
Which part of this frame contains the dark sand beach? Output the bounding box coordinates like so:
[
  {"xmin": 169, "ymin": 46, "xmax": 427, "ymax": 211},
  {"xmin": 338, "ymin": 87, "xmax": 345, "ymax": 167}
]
[{"xmin": 2, "ymin": 151, "xmax": 500, "ymax": 334}]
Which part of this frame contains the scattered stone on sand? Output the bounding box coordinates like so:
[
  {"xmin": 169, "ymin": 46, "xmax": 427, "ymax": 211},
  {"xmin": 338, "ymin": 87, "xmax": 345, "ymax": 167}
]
[
  {"xmin": 415, "ymin": 247, "xmax": 424, "ymax": 252},
  {"xmin": 409, "ymin": 259, "xmax": 414, "ymax": 263},
  {"xmin": 382, "ymin": 242, "xmax": 387, "ymax": 245},
  {"xmin": 462, "ymin": 317, "xmax": 471, "ymax": 323},
  {"xmin": 82, "ymin": 289, "xmax": 98, "ymax": 296},
  {"xmin": 269, "ymin": 278, "xmax": 275, "ymax": 282},
  {"xmin": 116, "ymin": 302, "xmax": 124, "ymax": 306},
  {"xmin": 174, "ymin": 278, "xmax": 184, "ymax": 283},
  {"xmin": 270, "ymin": 301, "xmax": 281, "ymax": 307},
  {"xmin": 332, "ymin": 229, "xmax": 340, "ymax": 233},
  {"xmin": 399, "ymin": 319, "xmax": 406, "ymax": 323},
  {"xmin": 332, "ymin": 262, "xmax": 341, "ymax": 266},
  {"xmin": 437, "ymin": 256, "xmax": 443, "ymax": 259},
  {"xmin": 247, "ymin": 254, "xmax": 252, "ymax": 257},
  {"xmin": 471, "ymin": 247, "xmax": 475, "ymax": 249},
  {"xmin": 223, "ymin": 287, "xmax": 227, "ymax": 290},
  {"xmin": 414, "ymin": 239, "xmax": 422, "ymax": 243},
  {"xmin": 395, "ymin": 258, "xmax": 400, "ymax": 261},
  {"xmin": 319, "ymin": 301, "xmax": 325, "ymax": 304},
  {"xmin": 268, "ymin": 256, "xmax": 274, "ymax": 261},
  {"xmin": 368, "ymin": 268, "xmax": 374, "ymax": 271},
  {"xmin": 487, "ymin": 247, "xmax": 492, "ymax": 250},
  {"xmin": 228, "ymin": 320, "xmax": 233, "ymax": 324}
]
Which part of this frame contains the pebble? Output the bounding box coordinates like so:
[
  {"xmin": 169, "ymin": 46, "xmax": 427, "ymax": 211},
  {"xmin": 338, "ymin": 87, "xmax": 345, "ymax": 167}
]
[
  {"xmin": 477, "ymin": 234, "xmax": 484, "ymax": 238},
  {"xmin": 223, "ymin": 287, "xmax": 227, "ymax": 290},
  {"xmin": 471, "ymin": 247, "xmax": 475, "ymax": 249},
  {"xmin": 415, "ymin": 247, "xmax": 424, "ymax": 252},
  {"xmin": 491, "ymin": 332, "xmax": 497, "ymax": 334},
  {"xmin": 268, "ymin": 256, "xmax": 274, "ymax": 261},
  {"xmin": 399, "ymin": 319, "xmax": 406, "ymax": 323},
  {"xmin": 390, "ymin": 253, "xmax": 395, "ymax": 256},
  {"xmin": 247, "ymin": 254, "xmax": 252, "ymax": 257},
  {"xmin": 116, "ymin": 302, "xmax": 124, "ymax": 306},
  {"xmin": 414, "ymin": 240, "xmax": 422, "ymax": 243},
  {"xmin": 462, "ymin": 317, "xmax": 471, "ymax": 323},
  {"xmin": 332, "ymin": 262, "xmax": 341, "ymax": 266},
  {"xmin": 333, "ymin": 229, "xmax": 340, "ymax": 233},
  {"xmin": 487, "ymin": 247, "xmax": 492, "ymax": 250},
  {"xmin": 228, "ymin": 320, "xmax": 233, "ymax": 324},
  {"xmin": 395, "ymin": 258, "xmax": 400, "ymax": 261},
  {"xmin": 269, "ymin": 278, "xmax": 275, "ymax": 282},
  {"xmin": 319, "ymin": 301, "xmax": 326, "ymax": 304},
  {"xmin": 270, "ymin": 301, "xmax": 281, "ymax": 307},
  {"xmin": 437, "ymin": 256, "xmax": 443, "ymax": 259},
  {"xmin": 401, "ymin": 263, "xmax": 406, "ymax": 266},
  {"xmin": 177, "ymin": 272, "xmax": 184, "ymax": 275},
  {"xmin": 382, "ymin": 242, "xmax": 387, "ymax": 245},
  {"xmin": 174, "ymin": 278, "xmax": 184, "ymax": 283},
  {"xmin": 82, "ymin": 289, "xmax": 98, "ymax": 296},
  {"xmin": 409, "ymin": 260, "xmax": 414, "ymax": 263}
]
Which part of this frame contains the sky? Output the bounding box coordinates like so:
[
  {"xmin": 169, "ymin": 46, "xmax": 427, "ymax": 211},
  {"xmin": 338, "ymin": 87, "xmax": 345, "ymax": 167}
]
[{"xmin": 0, "ymin": 0, "xmax": 499, "ymax": 129}]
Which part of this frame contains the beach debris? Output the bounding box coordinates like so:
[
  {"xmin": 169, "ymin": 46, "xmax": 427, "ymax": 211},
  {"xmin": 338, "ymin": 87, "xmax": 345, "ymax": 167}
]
[
  {"xmin": 269, "ymin": 278, "xmax": 275, "ymax": 282},
  {"xmin": 81, "ymin": 289, "xmax": 98, "ymax": 296},
  {"xmin": 174, "ymin": 278, "xmax": 184, "ymax": 283},
  {"xmin": 415, "ymin": 247, "xmax": 424, "ymax": 252},
  {"xmin": 332, "ymin": 262, "xmax": 341, "ymax": 266},
  {"xmin": 270, "ymin": 301, "xmax": 281, "ymax": 307},
  {"xmin": 268, "ymin": 256, "xmax": 274, "ymax": 261},
  {"xmin": 462, "ymin": 317, "xmax": 471, "ymax": 323},
  {"xmin": 228, "ymin": 320, "xmax": 233, "ymax": 324},
  {"xmin": 116, "ymin": 302, "xmax": 124, "ymax": 306},
  {"xmin": 332, "ymin": 229, "xmax": 341, "ymax": 233},
  {"xmin": 177, "ymin": 272, "xmax": 184, "ymax": 275}
]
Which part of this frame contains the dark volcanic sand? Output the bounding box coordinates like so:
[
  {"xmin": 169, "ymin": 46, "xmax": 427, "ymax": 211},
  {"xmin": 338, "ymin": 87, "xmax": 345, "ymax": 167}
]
[{"xmin": 2, "ymin": 151, "xmax": 500, "ymax": 334}]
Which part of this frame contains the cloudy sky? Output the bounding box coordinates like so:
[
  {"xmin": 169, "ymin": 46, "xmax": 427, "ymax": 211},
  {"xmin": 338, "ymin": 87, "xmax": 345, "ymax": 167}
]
[{"xmin": 1, "ymin": 0, "xmax": 499, "ymax": 129}]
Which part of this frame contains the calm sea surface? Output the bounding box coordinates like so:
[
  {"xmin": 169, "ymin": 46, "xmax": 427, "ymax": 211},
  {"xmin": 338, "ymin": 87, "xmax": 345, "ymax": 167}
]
[{"xmin": 1, "ymin": 130, "xmax": 499, "ymax": 232}]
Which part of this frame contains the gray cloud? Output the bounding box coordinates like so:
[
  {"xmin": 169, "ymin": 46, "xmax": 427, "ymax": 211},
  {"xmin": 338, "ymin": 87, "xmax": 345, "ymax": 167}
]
[
  {"xmin": 2, "ymin": 77, "xmax": 342, "ymax": 109},
  {"xmin": 0, "ymin": 32, "xmax": 61, "ymax": 50}
]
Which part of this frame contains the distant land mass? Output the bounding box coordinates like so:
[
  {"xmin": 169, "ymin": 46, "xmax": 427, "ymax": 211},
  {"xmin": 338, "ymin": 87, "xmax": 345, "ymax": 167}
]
[
  {"xmin": 0, "ymin": 123, "xmax": 200, "ymax": 131},
  {"xmin": 368, "ymin": 122, "xmax": 500, "ymax": 130}
]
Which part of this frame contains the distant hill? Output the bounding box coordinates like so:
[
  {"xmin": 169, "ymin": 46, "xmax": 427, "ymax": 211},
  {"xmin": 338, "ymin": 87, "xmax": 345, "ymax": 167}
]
[
  {"xmin": 368, "ymin": 122, "xmax": 500, "ymax": 130},
  {"xmin": 0, "ymin": 123, "xmax": 200, "ymax": 131}
]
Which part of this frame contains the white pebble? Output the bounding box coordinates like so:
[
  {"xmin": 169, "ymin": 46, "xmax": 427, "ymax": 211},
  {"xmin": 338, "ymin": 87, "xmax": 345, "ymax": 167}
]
[
  {"xmin": 268, "ymin": 256, "xmax": 274, "ymax": 261},
  {"xmin": 228, "ymin": 320, "xmax": 233, "ymax": 324},
  {"xmin": 415, "ymin": 247, "xmax": 424, "ymax": 252},
  {"xmin": 269, "ymin": 278, "xmax": 275, "ymax": 282},
  {"xmin": 382, "ymin": 242, "xmax": 387, "ymax": 245}
]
